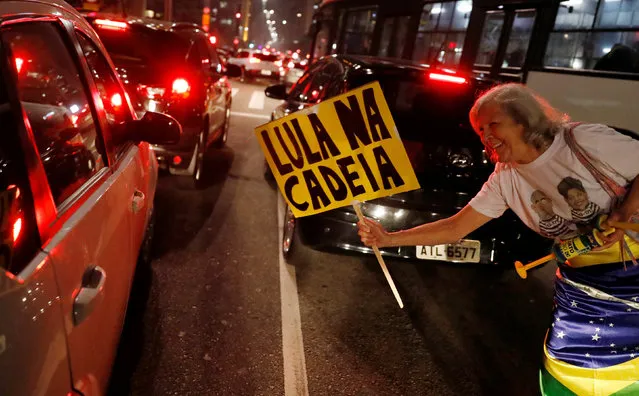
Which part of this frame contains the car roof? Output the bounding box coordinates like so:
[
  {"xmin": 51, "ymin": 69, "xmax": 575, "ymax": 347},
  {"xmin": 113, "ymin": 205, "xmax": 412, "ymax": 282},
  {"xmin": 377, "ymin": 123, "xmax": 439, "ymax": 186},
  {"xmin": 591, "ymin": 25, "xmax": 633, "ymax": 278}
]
[
  {"xmin": 83, "ymin": 13, "xmax": 206, "ymax": 36},
  {"xmin": 0, "ymin": 0, "xmax": 106, "ymax": 47}
]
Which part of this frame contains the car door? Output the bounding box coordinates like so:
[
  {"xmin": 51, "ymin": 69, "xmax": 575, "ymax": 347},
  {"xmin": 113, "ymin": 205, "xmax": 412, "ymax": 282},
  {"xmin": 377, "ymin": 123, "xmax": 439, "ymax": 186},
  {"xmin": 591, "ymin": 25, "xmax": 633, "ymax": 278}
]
[
  {"xmin": 75, "ymin": 30, "xmax": 155, "ymax": 257},
  {"xmin": 1, "ymin": 19, "xmax": 138, "ymax": 395},
  {"xmin": 0, "ymin": 42, "xmax": 71, "ymax": 396},
  {"xmin": 192, "ymin": 35, "xmax": 225, "ymax": 144},
  {"xmin": 206, "ymin": 42, "xmax": 229, "ymax": 143}
]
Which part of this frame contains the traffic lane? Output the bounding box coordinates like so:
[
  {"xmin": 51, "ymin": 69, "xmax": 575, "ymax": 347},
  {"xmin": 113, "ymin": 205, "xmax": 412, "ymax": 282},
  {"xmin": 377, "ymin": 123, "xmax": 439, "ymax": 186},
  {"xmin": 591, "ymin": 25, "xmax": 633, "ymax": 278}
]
[
  {"xmin": 291, "ymin": 235, "xmax": 555, "ymax": 395},
  {"xmin": 110, "ymin": 93, "xmax": 284, "ymax": 395}
]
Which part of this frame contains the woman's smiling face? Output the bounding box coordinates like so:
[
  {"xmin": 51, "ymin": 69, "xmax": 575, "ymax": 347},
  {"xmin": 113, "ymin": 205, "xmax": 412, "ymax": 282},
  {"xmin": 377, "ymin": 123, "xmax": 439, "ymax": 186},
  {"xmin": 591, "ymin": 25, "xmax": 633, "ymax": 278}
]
[{"xmin": 475, "ymin": 104, "xmax": 527, "ymax": 164}]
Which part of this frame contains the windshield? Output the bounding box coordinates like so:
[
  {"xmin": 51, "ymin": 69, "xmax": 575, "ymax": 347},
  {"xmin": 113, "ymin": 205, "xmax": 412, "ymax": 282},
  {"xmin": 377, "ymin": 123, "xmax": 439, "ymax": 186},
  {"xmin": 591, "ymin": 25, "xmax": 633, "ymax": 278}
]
[{"xmin": 254, "ymin": 53, "xmax": 279, "ymax": 62}]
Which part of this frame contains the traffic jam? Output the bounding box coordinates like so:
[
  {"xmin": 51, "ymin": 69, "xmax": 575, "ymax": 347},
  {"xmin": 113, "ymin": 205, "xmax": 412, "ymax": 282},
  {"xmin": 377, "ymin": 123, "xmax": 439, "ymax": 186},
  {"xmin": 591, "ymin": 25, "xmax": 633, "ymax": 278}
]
[{"xmin": 1, "ymin": 0, "xmax": 639, "ymax": 395}]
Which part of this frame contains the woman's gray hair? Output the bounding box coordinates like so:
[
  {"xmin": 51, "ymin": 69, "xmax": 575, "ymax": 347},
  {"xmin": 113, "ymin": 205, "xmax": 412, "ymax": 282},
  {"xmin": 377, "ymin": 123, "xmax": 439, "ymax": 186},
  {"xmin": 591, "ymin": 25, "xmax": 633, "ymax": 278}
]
[{"xmin": 469, "ymin": 83, "xmax": 569, "ymax": 159}]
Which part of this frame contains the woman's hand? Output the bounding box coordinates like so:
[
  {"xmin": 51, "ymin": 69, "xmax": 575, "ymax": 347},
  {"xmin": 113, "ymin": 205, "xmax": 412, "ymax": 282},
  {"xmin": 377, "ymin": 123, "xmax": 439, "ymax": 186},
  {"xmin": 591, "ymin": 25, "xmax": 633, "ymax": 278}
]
[
  {"xmin": 357, "ymin": 217, "xmax": 392, "ymax": 248},
  {"xmin": 599, "ymin": 210, "xmax": 628, "ymax": 246}
]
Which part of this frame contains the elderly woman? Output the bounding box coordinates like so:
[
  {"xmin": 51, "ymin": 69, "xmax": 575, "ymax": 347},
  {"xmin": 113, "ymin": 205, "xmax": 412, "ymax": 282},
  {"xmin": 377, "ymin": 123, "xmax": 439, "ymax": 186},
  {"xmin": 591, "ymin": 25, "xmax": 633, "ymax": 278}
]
[{"xmin": 358, "ymin": 83, "xmax": 639, "ymax": 395}]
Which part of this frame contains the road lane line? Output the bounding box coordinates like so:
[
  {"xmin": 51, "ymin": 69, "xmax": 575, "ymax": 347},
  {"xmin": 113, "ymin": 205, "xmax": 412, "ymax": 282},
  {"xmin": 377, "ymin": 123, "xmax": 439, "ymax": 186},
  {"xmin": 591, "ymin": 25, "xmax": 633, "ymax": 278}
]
[
  {"xmin": 232, "ymin": 88, "xmax": 239, "ymax": 97},
  {"xmin": 277, "ymin": 195, "xmax": 309, "ymax": 396},
  {"xmin": 230, "ymin": 111, "xmax": 270, "ymax": 120},
  {"xmin": 248, "ymin": 90, "xmax": 265, "ymax": 110}
]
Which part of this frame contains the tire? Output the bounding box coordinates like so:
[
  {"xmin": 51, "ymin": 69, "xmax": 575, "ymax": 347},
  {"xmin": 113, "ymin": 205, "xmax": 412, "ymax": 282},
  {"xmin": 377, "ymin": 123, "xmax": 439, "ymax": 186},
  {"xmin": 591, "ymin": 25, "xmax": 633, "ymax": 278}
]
[
  {"xmin": 240, "ymin": 66, "xmax": 247, "ymax": 82},
  {"xmin": 264, "ymin": 159, "xmax": 274, "ymax": 180},
  {"xmin": 214, "ymin": 106, "xmax": 231, "ymax": 148},
  {"xmin": 193, "ymin": 130, "xmax": 207, "ymax": 189},
  {"xmin": 282, "ymin": 205, "xmax": 296, "ymax": 259}
]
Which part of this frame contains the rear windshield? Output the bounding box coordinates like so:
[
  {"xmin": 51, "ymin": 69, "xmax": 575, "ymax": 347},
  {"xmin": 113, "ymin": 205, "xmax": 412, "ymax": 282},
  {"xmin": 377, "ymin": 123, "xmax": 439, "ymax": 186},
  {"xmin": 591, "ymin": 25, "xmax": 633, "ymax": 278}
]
[
  {"xmin": 93, "ymin": 25, "xmax": 190, "ymax": 69},
  {"xmin": 254, "ymin": 53, "xmax": 279, "ymax": 62},
  {"xmin": 236, "ymin": 51, "xmax": 250, "ymax": 58},
  {"xmin": 351, "ymin": 72, "xmax": 476, "ymax": 135}
]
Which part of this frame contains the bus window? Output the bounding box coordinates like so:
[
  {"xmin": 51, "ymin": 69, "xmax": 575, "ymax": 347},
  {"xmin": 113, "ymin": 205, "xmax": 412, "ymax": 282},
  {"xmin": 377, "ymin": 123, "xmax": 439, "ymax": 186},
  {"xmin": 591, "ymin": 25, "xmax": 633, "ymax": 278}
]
[
  {"xmin": 476, "ymin": 11, "xmax": 505, "ymax": 66},
  {"xmin": 503, "ymin": 10, "xmax": 537, "ymax": 69}
]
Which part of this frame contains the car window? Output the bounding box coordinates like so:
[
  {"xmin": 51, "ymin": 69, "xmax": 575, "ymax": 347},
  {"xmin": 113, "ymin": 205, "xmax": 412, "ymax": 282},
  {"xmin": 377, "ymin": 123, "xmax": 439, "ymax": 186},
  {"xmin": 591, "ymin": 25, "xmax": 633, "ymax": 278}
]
[
  {"xmin": 207, "ymin": 42, "xmax": 222, "ymax": 73},
  {"xmin": 3, "ymin": 22, "xmax": 106, "ymax": 206},
  {"xmin": 0, "ymin": 69, "xmax": 39, "ymax": 274},
  {"xmin": 76, "ymin": 32, "xmax": 133, "ymax": 155},
  {"xmin": 288, "ymin": 61, "xmax": 325, "ymax": 103},
  {"xmin": 237, "ymin": 50, "xmax": 250, "ymax": 58},
  {"xmin": 254, "ymin": 53, "xmax": 279, "ymax": 62},
  {"xmin": 312, "ymin": 62, "xmax": 344, "ymax": 101},
  {"xmin": 192, "ymin": 36, "xmax": 211, "ymax": 71}
]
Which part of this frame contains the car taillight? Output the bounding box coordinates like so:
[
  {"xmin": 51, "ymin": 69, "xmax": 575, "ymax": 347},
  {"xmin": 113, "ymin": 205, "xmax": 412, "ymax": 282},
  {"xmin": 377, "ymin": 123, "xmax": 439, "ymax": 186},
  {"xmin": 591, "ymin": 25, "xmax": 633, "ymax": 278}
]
[
  {"xmin": 428, "ymin": 72, "xmax": 467, "ymax": 84},
  {"xmin": 111, "ymin": 93, "xmax": 123, "ymax": 107},
  {"xmin": 249, "ymin": 57, "xmax": 261, "ymax": 64},
  {"xmin": 274, "ymin": 60, "xmax": 282, "ymax": 67},
  {"xmin": 94, "ymin": 19, "xmax": 128, "ymax": 31},
  {"xmin": 287, "ymin": 61, "xmax": 295, "ymax": 69},
  {"xmin": 209, "ymin": 35, "xmax": 217, "ymax": 45},
  {"xmin": 172, "ymin": 78, "xmax": 191, "ymax": 97},
  {"xmin": 15, "ymin": 57, "xmax": 24, "ymax": 73},
  {"xmin": 12, "ymin": 217, "xmax": 22, "ymax": 242}
]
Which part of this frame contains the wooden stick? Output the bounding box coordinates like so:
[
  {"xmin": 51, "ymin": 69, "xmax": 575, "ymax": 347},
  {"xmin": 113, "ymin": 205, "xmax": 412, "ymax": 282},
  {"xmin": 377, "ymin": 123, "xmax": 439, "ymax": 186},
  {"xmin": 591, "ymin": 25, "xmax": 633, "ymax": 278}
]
[{"xmin": 352, "ymin": 201, "xmax": 404, "ymax": 309}]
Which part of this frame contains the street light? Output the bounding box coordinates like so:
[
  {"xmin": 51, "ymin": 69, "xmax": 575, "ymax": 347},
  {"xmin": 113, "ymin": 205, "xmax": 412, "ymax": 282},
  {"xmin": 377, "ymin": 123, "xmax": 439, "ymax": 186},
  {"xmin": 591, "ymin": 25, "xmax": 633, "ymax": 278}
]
[
  {"xmin": 297, "ymin": 13, "xmax": 302, "ymax": 17},
  {"xmin": 282, "ymin": 20, "xmax": 287, "ymax": 24}
]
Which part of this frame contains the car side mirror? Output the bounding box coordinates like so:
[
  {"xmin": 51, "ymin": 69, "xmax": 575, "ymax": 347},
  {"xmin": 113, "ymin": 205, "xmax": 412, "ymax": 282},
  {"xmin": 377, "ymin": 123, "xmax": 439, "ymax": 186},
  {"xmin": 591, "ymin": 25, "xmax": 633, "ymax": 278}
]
[
  {"xmin": 224, "ymin": 64, "xmax": 242, "ymax": 78},
  {"xmin": 127, "ymin": 112, "xmax": 181, "ymax": 145},
  {"xmin": 265, "ymin": 84, "xmax": 287, "ymax": 100}
]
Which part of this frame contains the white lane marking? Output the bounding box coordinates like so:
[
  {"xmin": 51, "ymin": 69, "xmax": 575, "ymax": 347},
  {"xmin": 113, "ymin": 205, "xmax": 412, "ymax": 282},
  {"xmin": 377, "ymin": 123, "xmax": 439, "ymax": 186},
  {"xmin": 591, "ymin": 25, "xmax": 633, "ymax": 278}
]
[
  {"xmin": 230, "ymin": 111, "xmax": 270, "ymax": 120},
  {"xmin": 231, "ymin": 88, "xmax": 240, "ymax": 97},
  {"xmin": 248, "ymin": 90, "xmax": 265, "ymax": 110},
  {"xmin": 277, "ymin": 195, "xmax": 309, "ymax": 396}
]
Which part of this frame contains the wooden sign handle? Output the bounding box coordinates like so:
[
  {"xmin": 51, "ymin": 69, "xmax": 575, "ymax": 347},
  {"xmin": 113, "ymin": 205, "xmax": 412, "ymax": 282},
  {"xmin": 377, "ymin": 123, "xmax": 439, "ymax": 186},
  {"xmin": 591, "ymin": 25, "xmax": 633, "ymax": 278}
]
[{"xmin": 352, "ymin": 201, "xmax": 404, "ymax": 309}]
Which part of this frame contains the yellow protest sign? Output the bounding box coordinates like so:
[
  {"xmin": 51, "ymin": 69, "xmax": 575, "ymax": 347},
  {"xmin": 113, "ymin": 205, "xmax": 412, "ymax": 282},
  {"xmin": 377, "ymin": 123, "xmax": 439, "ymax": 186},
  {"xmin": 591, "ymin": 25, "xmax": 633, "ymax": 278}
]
[{"xmin": 255, "ymin": 81, "xmax": 420, "ymax": 218}]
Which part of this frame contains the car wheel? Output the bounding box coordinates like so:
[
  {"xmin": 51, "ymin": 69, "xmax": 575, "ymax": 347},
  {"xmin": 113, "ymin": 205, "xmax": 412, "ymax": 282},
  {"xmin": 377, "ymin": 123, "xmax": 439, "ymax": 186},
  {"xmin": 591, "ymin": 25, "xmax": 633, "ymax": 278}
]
[
  {"xmin": 193, "ymin": 131, "xmax": 207, "ymax": 188},
  {"xmin": 264, "ymin": 159, "xmax": 274, "ymax": 180},
  {"xmin": 214, "ymin": 106, "xmax": 231, "ymax": 148},
  {"xmin": 137, "ymin": 207, "xmax": 156, "ymax": 266},
  {"xmin": 282, "ymin": 205, "xmax": 296, "ymax": 259}
]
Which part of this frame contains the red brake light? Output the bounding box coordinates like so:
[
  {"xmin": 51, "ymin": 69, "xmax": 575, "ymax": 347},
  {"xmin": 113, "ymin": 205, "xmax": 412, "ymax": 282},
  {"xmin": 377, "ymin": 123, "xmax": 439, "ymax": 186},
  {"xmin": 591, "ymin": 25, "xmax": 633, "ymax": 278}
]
[
  {"xmin": 110, "ymin": 93, "xmax": 123, "ymax": 107},
  {"xmin": 15, "ymin": 57, "xmax": 24, "ymax": 73},
  {"xmin": 287, "ymin": 61, "xmax": 295, "ymax": 69},
  {"xmin": 12, "ymin": 217, "xmax": 22, "ymax": 242},
  {"xmin": 428, "ymin": 72, "xmax": 467, "ymax": 84},
  {"xmin": 94, "ymin": 19, "xmax": 128, "ymax": 31},
  {"xmin": 209, "ymin": 35, "xmax": 217, "ymax": 45},
  {"xmin": 172, "ymin": 78, "xmax": 190, "ymax": 96}
]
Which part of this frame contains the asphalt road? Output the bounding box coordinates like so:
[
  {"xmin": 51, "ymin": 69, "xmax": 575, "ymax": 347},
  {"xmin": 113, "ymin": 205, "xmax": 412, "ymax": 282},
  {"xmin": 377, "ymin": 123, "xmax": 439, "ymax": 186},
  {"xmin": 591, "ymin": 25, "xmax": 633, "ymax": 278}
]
[{"xmin": 108, "ymin": 79, "xmax": 558, "ymax": 396}]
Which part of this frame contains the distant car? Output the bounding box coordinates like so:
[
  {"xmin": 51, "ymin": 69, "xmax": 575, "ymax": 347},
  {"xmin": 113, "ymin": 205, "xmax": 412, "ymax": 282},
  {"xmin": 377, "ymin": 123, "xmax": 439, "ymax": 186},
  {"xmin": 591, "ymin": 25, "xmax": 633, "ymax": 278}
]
[
  {"xmin": 264, "ymin": 55, "xmax": 552, "ymax": 267},
  {"xmin": 228, "ymin": 49, "xmax": 283, "ymax": 81},
  {"xmin": 281, "ymin": 58, "xmax": 307, "ymax": 88},
  {"xmin": 0, "ymin": 1, "xmax": 180, "ymax": 396},
  {"xmin": 85, "ymin": 16, "xmax": 241, "ymax": 186}
]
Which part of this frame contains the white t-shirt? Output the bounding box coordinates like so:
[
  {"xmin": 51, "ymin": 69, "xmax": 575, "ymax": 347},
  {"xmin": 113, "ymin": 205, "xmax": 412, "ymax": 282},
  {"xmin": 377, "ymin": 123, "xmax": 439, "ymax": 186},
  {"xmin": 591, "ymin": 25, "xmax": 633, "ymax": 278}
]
[{"xmin": 469, "ymin": 123, "xmax": 639, "ymax": 240}]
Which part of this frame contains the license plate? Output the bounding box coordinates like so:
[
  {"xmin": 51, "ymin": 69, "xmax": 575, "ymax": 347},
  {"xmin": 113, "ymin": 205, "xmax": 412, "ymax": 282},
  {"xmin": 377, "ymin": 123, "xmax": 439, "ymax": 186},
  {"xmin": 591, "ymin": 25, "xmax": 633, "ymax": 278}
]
[
  {"xmin": 261, "ymin": 70, "xmax": 272, "ymax": 76},
  {"xmin": 416, "ymin": 240, "xmax": 481, "ymax": 263}
]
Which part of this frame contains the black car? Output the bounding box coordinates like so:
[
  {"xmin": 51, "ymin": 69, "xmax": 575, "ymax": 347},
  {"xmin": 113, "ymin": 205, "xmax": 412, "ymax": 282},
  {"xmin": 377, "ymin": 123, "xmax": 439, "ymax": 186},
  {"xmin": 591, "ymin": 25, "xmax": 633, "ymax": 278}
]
[
  {"xmin": 264, "ymin": 55, "xmax": 551, "ymax": 267},
  {"xmin": 86, "ymin": 16, "xmax": 240, "ymax": 186}
]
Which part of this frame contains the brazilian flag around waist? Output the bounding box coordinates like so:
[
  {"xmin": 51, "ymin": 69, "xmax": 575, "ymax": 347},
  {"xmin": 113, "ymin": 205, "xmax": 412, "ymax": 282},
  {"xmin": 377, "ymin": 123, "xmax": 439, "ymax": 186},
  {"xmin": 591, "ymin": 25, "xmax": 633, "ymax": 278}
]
[{"xmin": 540, "ymin": 247, "xmax": 639, "ymax": 396}]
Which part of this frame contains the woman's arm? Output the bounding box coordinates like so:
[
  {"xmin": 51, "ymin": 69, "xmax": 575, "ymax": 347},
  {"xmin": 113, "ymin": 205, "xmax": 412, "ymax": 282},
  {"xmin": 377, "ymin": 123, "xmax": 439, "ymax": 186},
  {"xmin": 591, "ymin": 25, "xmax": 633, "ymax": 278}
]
[
  {"xmin": 358, "ymin": 205, "xmax": 493, "ymax": 248},
  {"xmin": 602, "ymin": 175, "xmax": 639, "ymax": 245}
]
